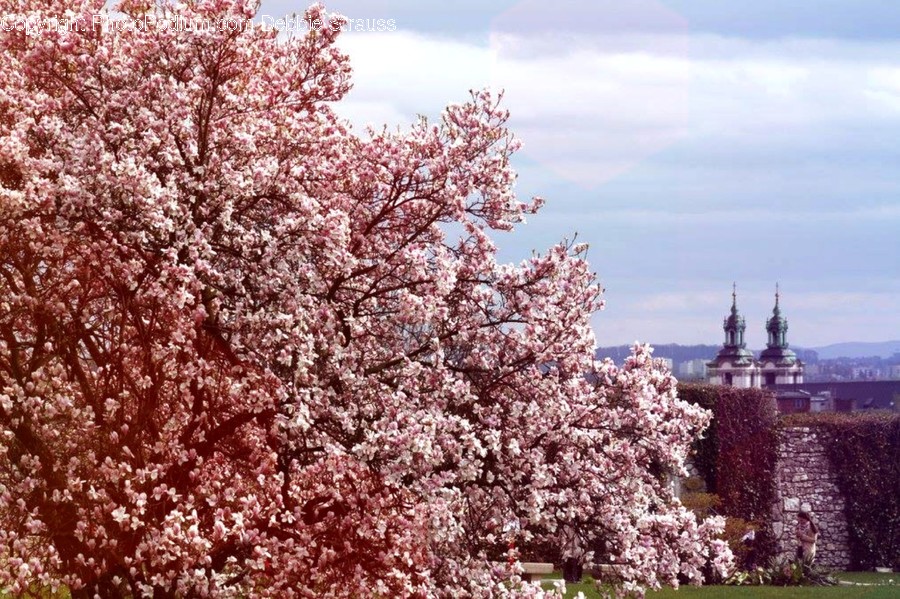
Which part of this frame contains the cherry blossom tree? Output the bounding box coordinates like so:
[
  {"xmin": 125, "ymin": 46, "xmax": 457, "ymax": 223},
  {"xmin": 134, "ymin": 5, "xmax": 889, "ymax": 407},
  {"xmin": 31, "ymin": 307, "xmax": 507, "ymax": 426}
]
[{"xmin": 0, "ymin": 0, "xmax": 731, "ymax": 596}]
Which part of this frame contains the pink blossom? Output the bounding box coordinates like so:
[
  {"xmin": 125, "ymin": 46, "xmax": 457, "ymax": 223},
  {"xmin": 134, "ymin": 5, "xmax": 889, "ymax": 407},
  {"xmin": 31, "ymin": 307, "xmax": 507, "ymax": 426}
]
[{"xmin": 0, "ymin": 1, "xmax": 731, "ymax": 596}]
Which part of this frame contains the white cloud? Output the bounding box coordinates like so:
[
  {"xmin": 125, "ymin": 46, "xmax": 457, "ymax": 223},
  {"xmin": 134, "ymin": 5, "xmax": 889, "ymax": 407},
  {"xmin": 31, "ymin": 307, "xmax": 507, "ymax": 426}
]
[
  {"xmin": 337, "ymin": 29, "xmax": 690, "ymax": 186},
  {"xmin": 336, "ymin": 30, "xmax": 900, "ymax": 191},
  {"xmin": 863, "ymin": 66, "xmax": 900, "ymax": 113},
  {"xmin": 334, "ymin": 31, "xmax": 491, "ymax": 129}
]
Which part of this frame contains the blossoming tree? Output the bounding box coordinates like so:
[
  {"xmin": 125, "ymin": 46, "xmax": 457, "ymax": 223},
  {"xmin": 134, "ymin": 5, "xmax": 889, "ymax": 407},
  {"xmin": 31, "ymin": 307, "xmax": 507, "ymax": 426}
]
[{"xmin": 0, "ymin": 0, "xmax": 731, "ymax": 596}]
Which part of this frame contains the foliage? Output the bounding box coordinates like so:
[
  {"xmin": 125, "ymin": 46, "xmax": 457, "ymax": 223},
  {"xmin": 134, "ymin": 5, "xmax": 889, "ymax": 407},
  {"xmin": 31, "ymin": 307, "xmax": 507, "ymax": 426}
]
[
  {"xmin": 714, "ymin": 387, "xmax": 778, "ymax": 521},
  {"xmin": 0, "ymin": 0, "xmax": 731, "ymax": 597},
  {"xmin": 782, "ymin": 412, "xmax": 900, "ymax": 570},
  {"xmin": 721, "ymin": 517, "xmax": 758, "ymax": 572},
  {"xmin": 681, "ymin": 492, "xmax": 721, "ymax": 517},
  {"xmin": 742, "ymin": 556, "xmax": 838, "ymax": 587},
  {"xmin": 679, "ymin": 385, "xmax": 778, "ymax": 564},
  {"xmin": 681, "ymin": 476, "xmax": 706, "ymax": 494},
  {"xmin": 678, "ymin": 383, "xmax": 720, "ymax": 492},
  {"xmin": 681, "ymin": 493, "xmax": 759, "ymax": 577}
]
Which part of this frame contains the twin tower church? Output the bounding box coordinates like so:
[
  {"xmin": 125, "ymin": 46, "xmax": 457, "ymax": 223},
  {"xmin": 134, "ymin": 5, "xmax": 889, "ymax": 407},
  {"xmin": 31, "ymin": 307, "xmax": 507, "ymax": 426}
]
[{"xmin": 707, "ymin": 285, "xmax": 804, "ymax": 388}]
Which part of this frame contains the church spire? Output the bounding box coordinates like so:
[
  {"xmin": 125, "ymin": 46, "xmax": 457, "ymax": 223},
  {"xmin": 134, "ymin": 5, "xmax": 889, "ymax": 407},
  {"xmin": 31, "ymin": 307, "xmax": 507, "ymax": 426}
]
[
  {"xmin": 723, "ymin": 283, "xmax": 746, "ymax": 349},
  {"xmin": 773, "ymin": 282, "xmax": 781, "ymax": 317},
  {"xmin": 709, "ymin": 284, "xmax": 758, "ymax": 387},
  {"xmin": 731, "ymin": 282, "xmax": 738, "ymax": 313},
  {"xmin": 759, "ymin": 284, "xmax": 802, "ymax": 383},
  {"xmin": 766, "ymin": 284, "xmax": 788, "ymax": 349}
]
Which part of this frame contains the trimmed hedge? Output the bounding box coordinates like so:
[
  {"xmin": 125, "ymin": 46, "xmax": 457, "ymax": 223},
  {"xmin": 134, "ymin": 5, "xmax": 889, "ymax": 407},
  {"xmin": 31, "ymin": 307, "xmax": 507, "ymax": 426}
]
[
  {"xmin": 783, "ymin": 411, "xmax": 900, "ymax": 570},
  {"xmin": 714, "ymin": 386, "xmax": 778, "ymax": 523},
  {"xmin": 679, "ymin": 384, "xmax": 779, "ymax": 561},
  {"xmin": 678, "ymin": 383, "xmax": 779, "ymax": 518}
]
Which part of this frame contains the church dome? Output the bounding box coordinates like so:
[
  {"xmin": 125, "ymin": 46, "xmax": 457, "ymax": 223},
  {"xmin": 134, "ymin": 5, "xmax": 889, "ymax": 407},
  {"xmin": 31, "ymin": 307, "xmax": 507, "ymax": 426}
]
[
  {"xmin": 760, "ymin": 285, "xmax": 800, "ymax": 365},
  {"xmin": 711, "ymin": 284, "xmax": 756, "ymax": 366}
]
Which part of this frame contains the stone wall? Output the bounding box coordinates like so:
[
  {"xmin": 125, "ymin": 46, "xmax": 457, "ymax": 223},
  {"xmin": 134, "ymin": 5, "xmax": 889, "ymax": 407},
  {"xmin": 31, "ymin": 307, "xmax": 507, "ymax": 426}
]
[{"xmin": 770, "ymin": 426, "xmax": 851, "ymax": 569}]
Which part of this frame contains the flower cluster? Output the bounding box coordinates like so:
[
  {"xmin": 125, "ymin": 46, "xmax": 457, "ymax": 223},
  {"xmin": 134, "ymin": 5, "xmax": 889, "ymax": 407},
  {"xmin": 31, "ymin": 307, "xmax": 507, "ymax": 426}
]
[{"xmin": 0, "ymin": 0, "xmax": 731, "ymax": 596}]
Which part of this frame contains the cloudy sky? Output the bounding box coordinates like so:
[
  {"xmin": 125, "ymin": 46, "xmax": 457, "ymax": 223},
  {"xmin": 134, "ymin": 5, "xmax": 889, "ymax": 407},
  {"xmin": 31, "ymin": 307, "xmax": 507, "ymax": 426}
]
[{"xmin": 261, "ymin": 0, "xmax": 899, "ymax": 349}]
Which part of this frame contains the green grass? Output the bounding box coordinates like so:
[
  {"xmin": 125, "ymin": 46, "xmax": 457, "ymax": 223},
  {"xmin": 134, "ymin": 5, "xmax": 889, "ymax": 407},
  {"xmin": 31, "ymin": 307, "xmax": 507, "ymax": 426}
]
[
  {"xmin": 837, "ymin": 572, "xmax": 898, "ymax": 585},
  {"xmin": 7, "ymin": 572, "xmax": 897, "ymax": 598},
  {"xmin": 544, "ymin": 572, "xmax": 898, "ymax": 599}
]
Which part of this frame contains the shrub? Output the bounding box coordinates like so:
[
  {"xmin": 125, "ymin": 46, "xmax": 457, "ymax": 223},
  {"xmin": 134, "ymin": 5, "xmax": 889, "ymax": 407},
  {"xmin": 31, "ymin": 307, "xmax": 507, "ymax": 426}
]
[
  {"xmin": 678, "ymin": 384, "xmax": 780, "ymax": 564},
  {"xmin": 713, "ymin": 386, "xmax": 779, "ymax": 562},
  {"xmin": 681, "ymin": 475, "xmax": 707, "ymax": 494},
  {"xmin": 715, "ymin": 387, "xmax": 778, "ymax": 520},
  {"xmin": 681, "ymin": 492, "xmax": 721, "ymax": 517},
  {"xmin": 757, "ymin": 556, "xmax": 838, "ymax": 587},
  {"xmin": 722, "ymin": 517, "xmax": 761, "ymax": 571},
  {"xmin": 681, "ymin": 492, "xmax": 762, "ymax": 575},
  {"xmin": 728, "ymin": 555, "xmax": 838, "ymax": 587}
]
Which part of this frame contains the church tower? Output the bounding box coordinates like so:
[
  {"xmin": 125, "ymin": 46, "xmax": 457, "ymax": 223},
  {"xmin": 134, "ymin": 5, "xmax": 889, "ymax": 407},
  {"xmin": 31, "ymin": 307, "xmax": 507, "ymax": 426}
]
[
  {"xmin": 707, "ymin": 284, "xmax": 761, "ymax": 388},
  {"xmin": 758, "ymin": 284, "xmax": 804, "ymax": 386}
]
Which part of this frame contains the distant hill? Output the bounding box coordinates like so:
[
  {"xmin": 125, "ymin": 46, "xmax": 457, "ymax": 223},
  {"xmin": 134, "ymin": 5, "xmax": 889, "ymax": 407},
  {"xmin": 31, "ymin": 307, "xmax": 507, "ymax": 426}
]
[
  {"xmin": 810, "ymin": 341, "xmax": 900, "ymax": 360},
  {"xmin": 595, "ymin": 341, "xmax": 900, "ymax": 364},
  {"xmin": 596, "ymin": 344, "xmax": 820, "ymax": 365}
]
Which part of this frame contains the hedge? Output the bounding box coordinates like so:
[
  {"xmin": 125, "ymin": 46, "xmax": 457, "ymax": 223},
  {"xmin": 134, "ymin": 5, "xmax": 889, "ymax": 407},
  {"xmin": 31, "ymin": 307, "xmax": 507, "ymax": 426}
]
[
  {"xmin": 678, "ymin": 384, "xmax": 778, "ymax": 510},
  {"xmin": 679, "ymin": 383, "xmax": 779, "ymax": 560}
]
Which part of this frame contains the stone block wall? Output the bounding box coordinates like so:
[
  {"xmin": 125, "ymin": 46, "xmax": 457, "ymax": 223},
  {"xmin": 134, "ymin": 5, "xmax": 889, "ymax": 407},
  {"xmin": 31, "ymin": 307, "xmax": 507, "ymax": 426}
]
[{"xmin": 770, "ymin": 426, "xmax": 851, "ymax": 569}]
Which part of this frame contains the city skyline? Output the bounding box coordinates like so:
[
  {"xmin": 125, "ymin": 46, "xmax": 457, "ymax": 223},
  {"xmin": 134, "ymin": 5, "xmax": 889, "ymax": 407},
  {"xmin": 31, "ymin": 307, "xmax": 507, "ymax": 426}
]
[{"xmin": 261, "ymin": 0, "xmax": 900, "ymax": 348}]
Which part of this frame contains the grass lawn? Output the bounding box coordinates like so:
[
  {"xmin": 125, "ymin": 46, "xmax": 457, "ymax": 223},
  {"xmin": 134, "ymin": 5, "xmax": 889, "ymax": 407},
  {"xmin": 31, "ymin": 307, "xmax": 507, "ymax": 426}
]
[
  {"xmin": 543, "ymin": 572, "xmax": 898, "ymax": 599},
  {"xmin": 7, "ymin": 572, "xmax": 896, "ymax": 598},
  {"xmin": 838, "ymin": 572, "xmax": 899, "ymax": 585}
]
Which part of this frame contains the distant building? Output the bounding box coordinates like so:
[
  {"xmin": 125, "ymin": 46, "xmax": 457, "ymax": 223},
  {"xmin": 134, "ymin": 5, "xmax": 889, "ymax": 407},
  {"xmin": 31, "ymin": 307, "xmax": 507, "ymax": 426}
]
[
  {"xmin": 678, "ymin": 358, "xmax": 709, "ymax": 380},
  {"xmin": 702, "ymin": 285, "xmax": 900, "ymax": 414},
  {"xmin": 707, "ymin": 284, "xmax": 803, "ymax": 390},
  {"xmin": 707, "ymin": 285, "xmax": 760, "ymax": 388},
  {"xmin": 776, "ymin": 390, "xmax": 811, "ymax": 414},
  {"xmin": 771, "ymin": 380, "xmax": 899, "ymax": 412},
  {"xmin": 707, "ymin": 285, "xmax": 809, "ymax": 394},
  {"xmin": 851, "ymin": 366, "xmax": 879, "ymax": 380},
  {"xmin": 758, "ymin": 286, "xmax": 804, "ymax": 386},
  {"xmin": 809, "ymin": 391, "xmax": 833, "ymax": 412}
]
